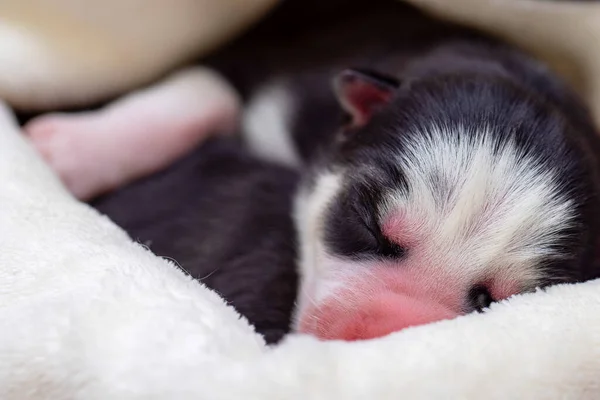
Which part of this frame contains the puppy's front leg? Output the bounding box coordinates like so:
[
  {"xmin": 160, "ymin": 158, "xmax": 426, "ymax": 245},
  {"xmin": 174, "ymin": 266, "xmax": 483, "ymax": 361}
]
[{"xmin": 25, "ymin": 67, "xmax": 241, "ymax": 201}]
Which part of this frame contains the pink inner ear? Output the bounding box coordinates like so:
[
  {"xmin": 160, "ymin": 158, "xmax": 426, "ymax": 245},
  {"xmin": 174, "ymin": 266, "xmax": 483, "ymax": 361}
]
[{"xmin": 336, "ymin": 73, "xmax": 394, "ymax": 127}]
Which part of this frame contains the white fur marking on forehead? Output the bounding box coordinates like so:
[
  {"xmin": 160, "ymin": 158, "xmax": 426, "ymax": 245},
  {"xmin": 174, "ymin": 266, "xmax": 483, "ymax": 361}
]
[{"xmin": 382, "ymin": 125, "xmax": 575, "ymax": 287}]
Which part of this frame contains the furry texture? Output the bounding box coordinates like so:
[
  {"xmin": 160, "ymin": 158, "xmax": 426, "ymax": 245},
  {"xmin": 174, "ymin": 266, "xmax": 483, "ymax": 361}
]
[
  {"xmin": 284, "ymin": 36, "xmax": 600, "ymax": 339},
  {"xmin": 1, "ymin": 100, "xmax": 600, "ymax": 398},
  {"xmin": 3, "ymin": 0, "xmax": 600, "ymax": 398}
]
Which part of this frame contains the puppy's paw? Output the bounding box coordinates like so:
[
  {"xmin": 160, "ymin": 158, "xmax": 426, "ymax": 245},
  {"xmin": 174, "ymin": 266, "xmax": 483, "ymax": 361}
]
[{"xmin": 25, "ymin": 113, "xmax": 119, "ymax": 201}]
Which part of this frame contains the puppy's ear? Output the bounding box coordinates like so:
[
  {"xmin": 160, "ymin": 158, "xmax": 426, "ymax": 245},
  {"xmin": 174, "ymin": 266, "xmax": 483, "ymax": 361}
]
[{"xmin": 333, "ymin": 68, "xmax": 399, "ymax": 128}]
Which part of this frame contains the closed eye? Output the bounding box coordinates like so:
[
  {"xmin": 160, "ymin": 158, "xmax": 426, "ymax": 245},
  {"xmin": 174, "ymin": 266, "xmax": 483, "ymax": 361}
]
[
  {"xmin": 359, "ymin": 215, "xmax": 405, "ymax": 259},
  {"xmin": 376, "ymin": 232, "xmax": 406, "ymax": 258},
  {"xmin": 324, "ymin": 186, "xmax": 406, "ymax": 260}
]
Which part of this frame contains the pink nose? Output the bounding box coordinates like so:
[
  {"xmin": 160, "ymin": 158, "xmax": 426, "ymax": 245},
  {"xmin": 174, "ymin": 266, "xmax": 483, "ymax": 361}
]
[{"xmin": 312, "ymin": 292, "xmax": 458, "ymax": 341}]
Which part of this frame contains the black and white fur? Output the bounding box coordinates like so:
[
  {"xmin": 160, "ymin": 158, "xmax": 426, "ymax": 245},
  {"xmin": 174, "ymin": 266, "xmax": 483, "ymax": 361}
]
[
  {"xmin": 237, "ymin": 27, "xmax": 600, "ymax": 333},
  {"xmin": 94, "ymin": 0, "xmax": 600, "ymax": 343}
]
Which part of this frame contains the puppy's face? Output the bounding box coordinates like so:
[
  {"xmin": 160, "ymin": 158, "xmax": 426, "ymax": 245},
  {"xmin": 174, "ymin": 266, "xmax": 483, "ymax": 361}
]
[{"xmin": 293, "ymin": 69, "xmax": 595, "ymax": 341}]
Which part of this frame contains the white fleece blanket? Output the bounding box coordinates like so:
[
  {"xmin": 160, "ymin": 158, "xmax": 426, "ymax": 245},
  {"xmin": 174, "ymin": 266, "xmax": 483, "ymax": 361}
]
[{"xmin": 1, "ymin": 98, "xmax": 600, "ymax": 398}]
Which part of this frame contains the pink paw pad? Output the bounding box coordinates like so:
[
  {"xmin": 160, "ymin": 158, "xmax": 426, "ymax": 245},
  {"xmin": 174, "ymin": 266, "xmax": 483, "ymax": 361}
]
[{"xmin": 24, "ymin": 113, "xmax": 117, "ymax": 201}]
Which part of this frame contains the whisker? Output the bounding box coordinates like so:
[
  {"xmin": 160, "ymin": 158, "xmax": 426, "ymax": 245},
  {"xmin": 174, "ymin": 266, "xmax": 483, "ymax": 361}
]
[{"xmin": 198, "ymin": 265, "xmax": 223, "ymax": 281}]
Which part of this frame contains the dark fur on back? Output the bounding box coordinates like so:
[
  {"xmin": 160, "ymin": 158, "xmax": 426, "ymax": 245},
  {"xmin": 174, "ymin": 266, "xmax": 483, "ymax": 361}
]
[{"xmin": 92, "ymin": 137, "xmax": 299, "ymax": 344}]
